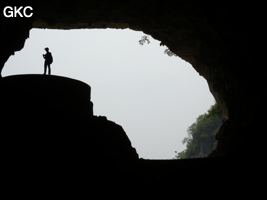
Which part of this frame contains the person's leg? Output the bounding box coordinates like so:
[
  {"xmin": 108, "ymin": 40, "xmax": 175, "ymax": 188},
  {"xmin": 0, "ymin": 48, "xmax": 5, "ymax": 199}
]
[
  {"xmin": 48, "ymin": 64, "xmax": 51, "ymax": 75},
  {"xmin": 44, "ymin": 62, "xmax": 47, "ymax": 75}
]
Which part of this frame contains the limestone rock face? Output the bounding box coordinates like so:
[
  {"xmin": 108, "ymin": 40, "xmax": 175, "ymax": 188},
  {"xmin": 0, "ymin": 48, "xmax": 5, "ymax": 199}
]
[{"xmin": 0, "ymin": 75, "xmax": 138, "ymax": 162}]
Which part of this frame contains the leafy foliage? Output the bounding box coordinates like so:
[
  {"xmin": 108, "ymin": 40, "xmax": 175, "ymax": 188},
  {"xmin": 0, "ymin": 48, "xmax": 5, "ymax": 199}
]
[
  {"xmin": 164, "ymin": 48, "xmax": 177, "ymax": 57},
  {"xmin": 139, "ymin": 35, "xmax": 150, "ymax": 45},
  {"xmin": 139, "ymin": 35, "xmax": 177, "ymax": 57},
  {"xmin": 174, "ymin": 103, "xmax": 223, "ymax": 159}
]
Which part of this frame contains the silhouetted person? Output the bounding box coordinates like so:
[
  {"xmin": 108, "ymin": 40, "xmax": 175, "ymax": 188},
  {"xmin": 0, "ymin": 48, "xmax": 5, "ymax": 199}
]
[{"xmin": 43, "ymin": 47, "xmax": 53, "ymax": 75}]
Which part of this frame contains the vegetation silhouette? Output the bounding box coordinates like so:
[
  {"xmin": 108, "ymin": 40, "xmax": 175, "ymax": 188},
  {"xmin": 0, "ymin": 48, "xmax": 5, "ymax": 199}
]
[
  {"xmin": 175, "ymin": 103, "xmax": 223, "ymax": 159},
  {"xmin": 139, "ymin": 35, "xmax": 177, "ymax": 57}
]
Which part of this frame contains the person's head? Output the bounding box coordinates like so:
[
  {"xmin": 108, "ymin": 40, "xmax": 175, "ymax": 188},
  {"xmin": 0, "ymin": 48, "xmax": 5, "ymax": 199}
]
[{"xmin": 44, "ymin": 47, "xmax": 49, "ymax": 52}]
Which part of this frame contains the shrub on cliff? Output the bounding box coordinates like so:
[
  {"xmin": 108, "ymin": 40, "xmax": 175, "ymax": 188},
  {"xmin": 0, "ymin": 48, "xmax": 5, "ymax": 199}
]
[{"xmin": 175, "ymin": 103, "xmax": 223, "ymax": 159}]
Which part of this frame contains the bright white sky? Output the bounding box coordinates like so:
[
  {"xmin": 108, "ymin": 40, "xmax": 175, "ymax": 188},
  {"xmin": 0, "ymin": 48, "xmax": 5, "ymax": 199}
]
[{"xmin": 2, "ymin": 28, "xmax": 215, "ymax": 159}]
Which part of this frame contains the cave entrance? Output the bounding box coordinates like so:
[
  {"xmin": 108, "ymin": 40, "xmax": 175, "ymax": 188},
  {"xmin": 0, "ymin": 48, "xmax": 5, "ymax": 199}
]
[{"xmin": 2, "ymin": 28, "xmax": 215, "ymax": 159}]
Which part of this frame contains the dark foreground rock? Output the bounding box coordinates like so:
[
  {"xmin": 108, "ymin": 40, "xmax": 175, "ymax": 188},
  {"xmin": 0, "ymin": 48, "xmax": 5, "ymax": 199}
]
[
  {"xmin": 0, "ymin": 75, "xmax": 138, "ymax": 162},
  {"xmin": 0, "ymin": 75, "xmax": 261, "ymax": 197}
]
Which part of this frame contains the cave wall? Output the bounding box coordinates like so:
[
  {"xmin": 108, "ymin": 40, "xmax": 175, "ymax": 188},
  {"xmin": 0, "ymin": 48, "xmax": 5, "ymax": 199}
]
[{"xmin": 0, "ymin": 0, "xmax": 265, "ymax": 158}]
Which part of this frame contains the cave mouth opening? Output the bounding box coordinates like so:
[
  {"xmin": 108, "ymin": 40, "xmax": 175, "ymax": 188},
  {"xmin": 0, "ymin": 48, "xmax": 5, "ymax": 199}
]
[{"xmin": 2, "ymin": 28, "xmax": 215, "ymax": 159}]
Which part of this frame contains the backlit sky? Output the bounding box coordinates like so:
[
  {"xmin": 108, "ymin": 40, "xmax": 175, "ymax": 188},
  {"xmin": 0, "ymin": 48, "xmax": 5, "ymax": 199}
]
[{"xmin": 2, "ymin": 28, "xmax": 215, "ymax": 159}]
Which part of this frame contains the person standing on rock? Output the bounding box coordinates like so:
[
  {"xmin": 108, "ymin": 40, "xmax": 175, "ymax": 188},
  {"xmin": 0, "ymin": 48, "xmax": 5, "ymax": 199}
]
[{"xmin": 43, "ymin": 47, "xmax": 53, "ymax": 75}]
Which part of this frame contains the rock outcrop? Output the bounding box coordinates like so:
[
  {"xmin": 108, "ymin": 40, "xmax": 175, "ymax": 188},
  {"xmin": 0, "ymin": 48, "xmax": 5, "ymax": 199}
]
[{"xmin": 0, "ymin": 75, "xmax": 138, "ymax": 162}]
